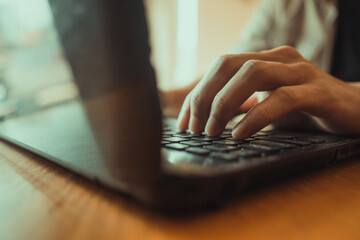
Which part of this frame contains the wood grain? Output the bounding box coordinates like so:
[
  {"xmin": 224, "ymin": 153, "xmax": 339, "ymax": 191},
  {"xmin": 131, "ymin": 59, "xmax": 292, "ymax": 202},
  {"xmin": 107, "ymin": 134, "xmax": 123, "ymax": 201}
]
[{"xmin": 1, "ymin": 139, "xmax": 360, "ymax": 240}]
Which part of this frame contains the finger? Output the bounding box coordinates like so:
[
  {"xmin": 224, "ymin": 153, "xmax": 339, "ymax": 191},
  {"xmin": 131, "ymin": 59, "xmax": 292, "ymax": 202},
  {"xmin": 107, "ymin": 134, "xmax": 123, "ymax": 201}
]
[
  {"xmin": 184, "ymin": 46, "xmax": 306, "ymax": 134},
  {"xmin": 234, "ymin": 94, "xmax": 258, "ymax": 115},
  {"xmin": 205, "ymin": 60, "xmax": 306, "ymax": 136},
  {"xmin": 176, "ymin": 94, "xmax": 191, "ymax": 131},
  {"xmin": 232, "ymin": 86, "xmax": 305, "ymax": 139},
  {"xmin": 187, "ymin": 52, "xmax": 281, "ymax": 134},
  {"xmin": 187, "ymin": 55, "xmax": 240, "ymax": 133}
]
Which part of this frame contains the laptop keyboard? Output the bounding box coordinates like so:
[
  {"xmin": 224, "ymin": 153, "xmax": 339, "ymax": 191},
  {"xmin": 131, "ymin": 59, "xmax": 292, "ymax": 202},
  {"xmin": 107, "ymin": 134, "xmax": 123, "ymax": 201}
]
[{"xmin": 162, "ymin": 124, "xmax": 327, "ymax": 165}]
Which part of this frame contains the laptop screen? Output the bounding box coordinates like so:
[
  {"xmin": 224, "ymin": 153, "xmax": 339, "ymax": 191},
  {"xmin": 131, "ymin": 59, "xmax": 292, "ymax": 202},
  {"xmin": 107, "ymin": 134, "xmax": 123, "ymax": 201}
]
[
  {"xmin": 49, "ymin": 0, "xmax": 157, "ymax": 100},
  {"xmin": 0, "ymin": 0, "xmax": 163, "ymax": 191}
]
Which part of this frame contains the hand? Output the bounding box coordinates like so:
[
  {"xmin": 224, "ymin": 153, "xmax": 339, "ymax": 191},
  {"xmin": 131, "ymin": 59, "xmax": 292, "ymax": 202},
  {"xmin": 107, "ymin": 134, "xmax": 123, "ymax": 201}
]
[
  {"xmin": 159, "ymin": 78, "xmax": 259, "ymax": 118},
  {"xmin": 160, "ymin": 88, "xmax": 258, "ymax": 118},
  {"xmin": 176, "ymin": 46, "xmax": 360, "ymax": 138}
]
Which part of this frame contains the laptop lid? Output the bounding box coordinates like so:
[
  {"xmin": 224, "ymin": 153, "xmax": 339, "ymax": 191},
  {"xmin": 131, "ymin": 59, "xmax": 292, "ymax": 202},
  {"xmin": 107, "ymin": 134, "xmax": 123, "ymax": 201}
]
[
  {"xmin": 0, "ymin": 0, "xmax": 163, "ymax": 199},
  {"xmin": 49, "ymin": 0, "xmax": 164, "ymax": 189}
]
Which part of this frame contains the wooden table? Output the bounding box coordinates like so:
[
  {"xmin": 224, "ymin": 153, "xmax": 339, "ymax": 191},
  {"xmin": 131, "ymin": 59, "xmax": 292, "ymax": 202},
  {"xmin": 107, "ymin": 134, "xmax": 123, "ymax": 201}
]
[{"xmin": 1, "ymin": 140, "xmax": 360, "ymax": 240}]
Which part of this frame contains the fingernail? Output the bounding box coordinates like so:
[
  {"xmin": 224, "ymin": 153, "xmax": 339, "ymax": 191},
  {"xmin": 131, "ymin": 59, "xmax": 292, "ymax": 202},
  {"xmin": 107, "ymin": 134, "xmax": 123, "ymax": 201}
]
[
  {"xmin": 205, "ymin": 116, "xmax": 221, "ymax": 136},
  {"xmin": 232, "ymin": 121, "xmax": 247, "ymax": 139}
]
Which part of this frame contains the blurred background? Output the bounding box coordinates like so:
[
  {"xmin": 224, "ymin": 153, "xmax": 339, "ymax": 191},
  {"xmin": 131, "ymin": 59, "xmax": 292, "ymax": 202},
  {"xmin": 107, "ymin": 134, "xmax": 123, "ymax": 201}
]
[
  {"xmin": 146, "ymin": 0, "xmax": 260, "ymax": 89},
  {"xmin": 0, "ymin": 0, "xmax": 260, "ymax": 118},
  {"xmin": 0, "ymin": 0, "xmax": 76, "ymax": 118}
]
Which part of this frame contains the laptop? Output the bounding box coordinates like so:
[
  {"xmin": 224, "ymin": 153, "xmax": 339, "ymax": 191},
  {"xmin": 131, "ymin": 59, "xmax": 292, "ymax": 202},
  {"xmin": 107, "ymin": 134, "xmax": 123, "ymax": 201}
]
[{"xmin": 0, "ymin": 0, "xmax": 359, "ymax": 210}]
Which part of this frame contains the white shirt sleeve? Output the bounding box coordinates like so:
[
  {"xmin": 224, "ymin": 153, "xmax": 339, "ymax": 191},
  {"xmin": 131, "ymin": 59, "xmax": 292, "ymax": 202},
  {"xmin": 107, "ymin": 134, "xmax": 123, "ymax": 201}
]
[{"xmin": 227, "ymin": 0, "xmax": 279, "ymax": 54}]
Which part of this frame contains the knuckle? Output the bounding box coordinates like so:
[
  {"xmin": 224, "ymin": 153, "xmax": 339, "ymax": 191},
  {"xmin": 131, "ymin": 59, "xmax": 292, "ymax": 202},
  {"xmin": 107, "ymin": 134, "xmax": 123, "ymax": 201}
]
[
  {"xmin": 184, "ymin": 92, "xmax": 192, "ymax": 104},
  {"xmin": 212, "ymin": 94, "xmax": 227, "ymax": 110},
  {"xmin": 295, "ymin": 61, "xmax": 313, "ymax": 71},
  {"xmin": 210, "ymin": 94, "xmax": 228, "ymax": 123},
  {"xmin": 278, "ymin": 45, "xmax": 297, "ymax": 53},
  {"xmin": 215, "ymin": 54, "xmax": 235, "ymax": 71},
  {"xmin": 242, "ymin": 59, "xmax": 263, "ymax": 74},
  {"xmin": 190, "ymin": 93, "xmax": 202, "ymax": 108},
  {"xmin": 293, "ymin": 61, "xmax": 316, "ymax": 77},
  {"xmin": 182, "ymin": 93, "xmax": 193, "ymax": 109},
  {"xmin": 241, "ymin": 60, "xmax": 267, "ymax": 82},
  {"xmin": 272, "ymin": 45, "xmax": 303, "ymax": 61},
  {"xmin": 190, "ymin": 94, "xmax": 205, "ymax": 117},
  {"xmin": 217, "ymin": 54, "xmax": 232, "ymax": 64}
]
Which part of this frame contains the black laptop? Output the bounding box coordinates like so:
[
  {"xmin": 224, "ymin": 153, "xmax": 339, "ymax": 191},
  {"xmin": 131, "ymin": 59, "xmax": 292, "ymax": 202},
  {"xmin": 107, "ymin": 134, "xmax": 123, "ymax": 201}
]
[{"xmin": 0, "ymin": 0, "xmax": 359, "ymax": 210}]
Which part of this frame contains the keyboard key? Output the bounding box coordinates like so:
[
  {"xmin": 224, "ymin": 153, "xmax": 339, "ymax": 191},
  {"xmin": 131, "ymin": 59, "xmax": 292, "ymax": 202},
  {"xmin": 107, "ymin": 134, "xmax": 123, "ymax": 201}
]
[
  {"xmin": 252, "ymin": 131, "xmax": 271, "ymax": 137},
  {"xmin": 192, "ymin": 136, "xmax": 226, "ymax": 142},
  {"xmin": 204, "ymin": 145, "xmax": 239, "ymax": 152},
  {"xmin": 269, "ymin": 134, "xmax": 296, "ymax": 139},
  {"xmin": 223, "ymin": 129, "xmax": 233, "ymax": 133},
  {"xmin": 210, "ymin": 152, "xmax": 238, "ymax": 161},
  {"xmin": 182, "ymin": 140, "xmax": 211, "ymax": 147},
  {"xmin": 240, "ymin": 143, "xmax": 282, "ymax": 152},
  {"xmin": 298, "ymin": 137, "xmax": 325, "ymax": 144},
  {"xmin": 255, "ymin": 136, "xmax": 311, "ymax": 146},
  {"xmin": 187, "ymin": 133, "xmax": 204, "ymax": 137},
  {"xmin": 244, "ymin": 138, "xmax": 255, "ymax": 142},
  {"xmin": 163, "ymin": 130, "xmax": 177, "ymax": 135},
  {"xmin": 165, "ymin": 143, "xmax": 188, "ymax": 150},
  {"xmin": 219, "ymin": 134, "xmax": 232, "ymax": 138},
  {"xmin": 162, "ymin": 137, "xmax": 191, "ymax": 143},
  {"xmin": 230, "ymin": 149, "xmax": 261, "ymax": 158},
  {"xmin": 251, "ymin": 140, "xmax": 297, "ymax": 149},
  {"xmin": 161, "ymin": 140, "xmax": 170, "ymax": 145},
  {"xmin": 213, "ymin": 140, "xmax": 241, "ymax": 146},
  {"xmin": 186, "ymin": 147, "xmax": 210, "ymax": 155},
  {"xmin": 226, "ymin": 138, "xmax": 249, "ymax": 143},
  {"xmin": 173, "ymin": 133, "xmax": 201, "ymax": 138},
  {"xmin": 283, "ymin": 139, "xmax": 312, "ymax": 146}
]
